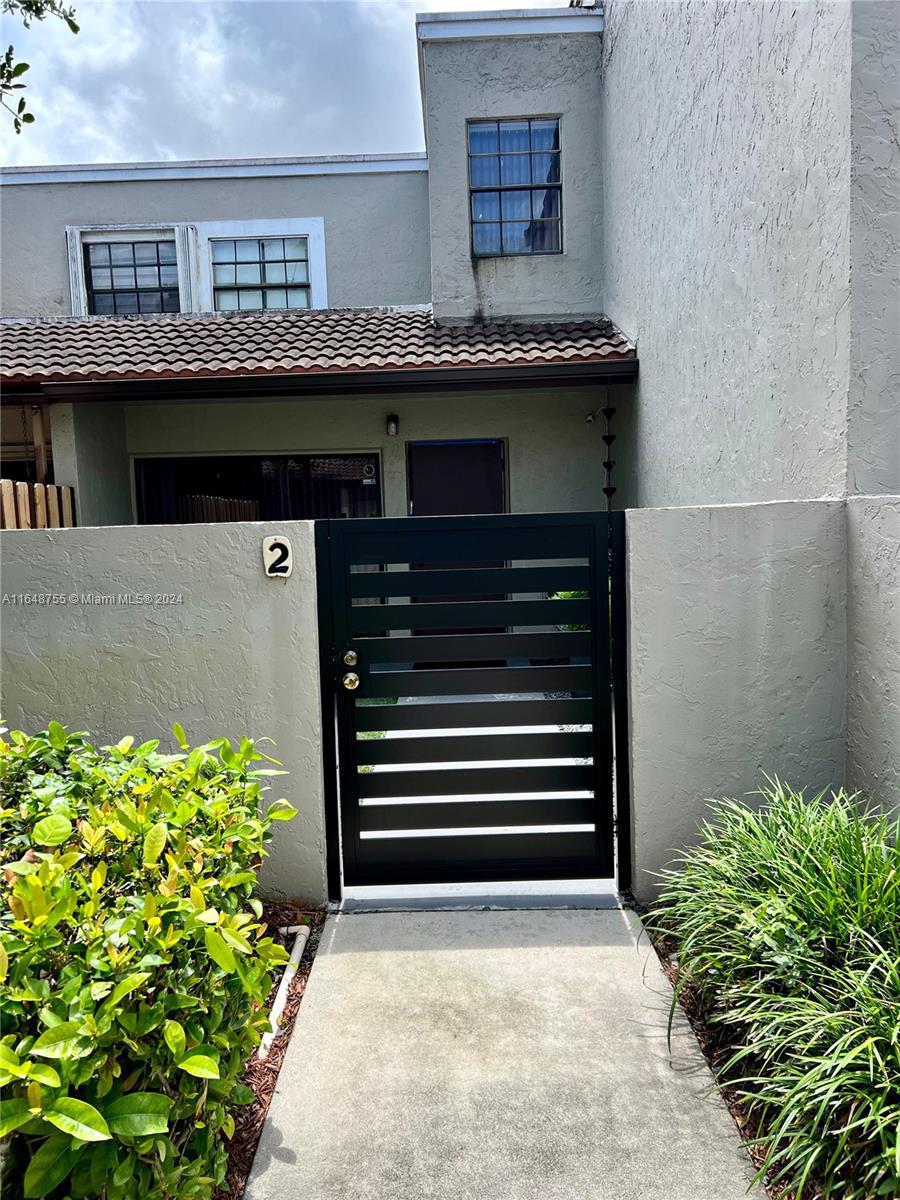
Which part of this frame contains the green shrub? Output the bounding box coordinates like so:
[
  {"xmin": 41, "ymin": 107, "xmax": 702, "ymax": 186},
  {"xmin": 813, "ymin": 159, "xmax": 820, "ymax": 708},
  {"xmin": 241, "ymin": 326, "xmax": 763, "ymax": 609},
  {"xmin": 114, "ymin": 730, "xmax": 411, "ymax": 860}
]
[
  {"xmin": 651, "ymin": 781, "xmax": 900, "ymax": 1199},
  {"xmin": 0, "ymin": 722, "xmax": 297, "ymax": 1200}
]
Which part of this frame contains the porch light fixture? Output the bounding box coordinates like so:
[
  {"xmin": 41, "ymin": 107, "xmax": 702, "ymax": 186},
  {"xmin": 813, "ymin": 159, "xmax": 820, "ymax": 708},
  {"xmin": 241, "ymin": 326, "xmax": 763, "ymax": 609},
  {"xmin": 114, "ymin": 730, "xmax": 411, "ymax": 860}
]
[{"xmin": 386, "ymin": 413, "xmax": 400, "ymax": 437}]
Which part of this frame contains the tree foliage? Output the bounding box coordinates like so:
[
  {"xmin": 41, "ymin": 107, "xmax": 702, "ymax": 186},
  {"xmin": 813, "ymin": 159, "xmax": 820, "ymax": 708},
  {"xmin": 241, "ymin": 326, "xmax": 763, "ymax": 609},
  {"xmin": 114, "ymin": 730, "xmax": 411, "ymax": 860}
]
[{"xmin": 1, "ymin": 1, "xmax": 79, "ymax": 134}]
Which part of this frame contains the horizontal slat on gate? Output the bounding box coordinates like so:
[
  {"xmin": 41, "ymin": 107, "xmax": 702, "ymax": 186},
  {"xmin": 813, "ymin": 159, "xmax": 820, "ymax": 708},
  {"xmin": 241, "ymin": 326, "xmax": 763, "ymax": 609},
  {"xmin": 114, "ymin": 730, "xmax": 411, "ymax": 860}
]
[
  {"xmin": 356, "ymin": 730, "xmax": 593, "ymax": 765},
  {"xmin": 358, "ymin": 795, "xmax": 596, "ymax": 832},
  {"xmin": 355, "ymin": 697, "xmax": 593, "ymax": 731},
  {"xmin": 356, "ymin": 830, "xmax": 599, "ymax": 867},
  {"xmin": 358, "ymin": 630, "xmax": 590, "ymax": 663},
  {"xmin": 345, "ymin": 525, "xmax": 593, "ymax": 566},
  {"xmin": 349, "ymin": 565, "xmax": 590, "ymax": 599},
  {"xmin": 350, "ymin": 598, "xmax": 590, "ymax": 634},
  {"xmin": 365, "ymin": 664, "xmax": 592, "ymax": 698},
  {"xmin": 357, "ymin": 763, "xmax": 593, "ymax": 798}
]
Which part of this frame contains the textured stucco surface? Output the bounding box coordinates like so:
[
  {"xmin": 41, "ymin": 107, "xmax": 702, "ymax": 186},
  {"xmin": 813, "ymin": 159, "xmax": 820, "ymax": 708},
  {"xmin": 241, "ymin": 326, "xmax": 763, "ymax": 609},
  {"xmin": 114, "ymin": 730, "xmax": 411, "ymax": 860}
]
[
  {"xmin": 0, "ymin": 170, "xmax": 430, "ymax": 316},
  {"xmin": 846, "ymin": 494, "xmax": 900, "ymax": 810},
  {"xmin": 0, "ymin": 521, "xmax": 327, "ymax": 902},
  {"xmin": 423, "ymin": 31, "xmax": 604, "ymax": 323},
  {"xmin": 599, "ymin": 0, "xmax": 852, "ymax": 507},
  {"xmin": 626, "ymin": 500, "xmax": 847, "ymax": 901},
  {"xmin": 849, "ymin": 1, "xmax": 900, "ymax": 495},
  {"xmin": 50, "ymin": 402, "xmax": 132, "ymax": 527},
  {"xmin": 122, "ymin": 386, "xmax": 616, "ymax": 521}
]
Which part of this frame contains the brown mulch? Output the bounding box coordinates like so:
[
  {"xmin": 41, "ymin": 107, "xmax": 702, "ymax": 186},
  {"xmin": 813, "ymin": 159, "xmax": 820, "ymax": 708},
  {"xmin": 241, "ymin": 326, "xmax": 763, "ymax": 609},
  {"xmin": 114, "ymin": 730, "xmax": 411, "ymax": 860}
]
[
  {"xmin": 216, "ymin": 902, "xmax": 327, "ymax": 1200},
  {"xmin": 642, "ymin": 918, "xmax": 792, "ymax": 1200}
]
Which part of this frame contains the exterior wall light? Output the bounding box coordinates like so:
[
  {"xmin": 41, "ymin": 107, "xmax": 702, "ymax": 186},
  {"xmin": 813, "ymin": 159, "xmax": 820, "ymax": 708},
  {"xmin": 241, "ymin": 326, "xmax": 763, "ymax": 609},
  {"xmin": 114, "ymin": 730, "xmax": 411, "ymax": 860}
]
[{"xmin": 386, "ymin": 414, "xmax": 400, "ymax": 437}]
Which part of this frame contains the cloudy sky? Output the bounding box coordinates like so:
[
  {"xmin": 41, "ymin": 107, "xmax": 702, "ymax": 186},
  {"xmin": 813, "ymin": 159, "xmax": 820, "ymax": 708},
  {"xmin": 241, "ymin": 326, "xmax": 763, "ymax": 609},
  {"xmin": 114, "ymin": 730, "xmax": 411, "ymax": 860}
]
[{"xmin": 1, "ymin": 0, "xmax": 569, "ymax": 166}]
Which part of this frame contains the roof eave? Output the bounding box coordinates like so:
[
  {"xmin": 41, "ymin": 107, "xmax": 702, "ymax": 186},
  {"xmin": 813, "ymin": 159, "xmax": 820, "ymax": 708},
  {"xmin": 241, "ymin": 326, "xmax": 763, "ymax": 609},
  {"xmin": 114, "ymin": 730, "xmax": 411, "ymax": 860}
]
[{"xmin": 5, "ymin": 358, "xmax": 638, "ymax": 402}]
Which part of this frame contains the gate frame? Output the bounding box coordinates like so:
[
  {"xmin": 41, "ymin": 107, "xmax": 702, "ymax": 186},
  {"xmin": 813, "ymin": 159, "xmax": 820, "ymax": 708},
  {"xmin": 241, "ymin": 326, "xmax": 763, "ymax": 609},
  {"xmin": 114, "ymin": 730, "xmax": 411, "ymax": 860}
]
[{"xmin": 315, "ymin": 510, "xmax": 630, "ymax": 901}]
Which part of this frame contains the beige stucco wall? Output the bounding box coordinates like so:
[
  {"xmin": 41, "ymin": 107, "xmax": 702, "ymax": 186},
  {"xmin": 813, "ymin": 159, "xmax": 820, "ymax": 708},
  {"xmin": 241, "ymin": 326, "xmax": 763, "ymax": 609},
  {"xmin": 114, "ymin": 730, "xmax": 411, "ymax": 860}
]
[
  {"xmin": 0, "ymin": 521, "xmax": 327, "ymax": 903},
  {"xmin": 599, "ymin": 0, "xmax": 852, "ymax": 507},
  {"xmin": 50, "ymin": 402, "xmax": 132, "ymax": 526},
  {"xmin": 422, "ymin": 30, "xmax": 604, "ymax": 323},
  {"xmin": 849, "ymin": 1, "xmax": 900, "ymax": 496},
  {"xmin": 846, "ymin": 494, "xmax": 900, "ymax": 811},
  {"xmin": 626, "ymin": 500, "xmax": 848, "ymax": 901},
  {"xmin": 121, "ymin": 387, "xmax": 613, "ymax": 521},
  {"xmin": 0, "ymin": 169, "xmax": 430, "ymax": 317}
]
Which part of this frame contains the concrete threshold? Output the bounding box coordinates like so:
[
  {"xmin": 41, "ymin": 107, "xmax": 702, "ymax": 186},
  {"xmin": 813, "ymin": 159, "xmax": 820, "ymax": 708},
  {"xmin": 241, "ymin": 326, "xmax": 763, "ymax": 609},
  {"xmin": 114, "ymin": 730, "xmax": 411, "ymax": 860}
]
[{"xmin": 339, "ymin": 878, "xmax": 621, "ymax": 912}]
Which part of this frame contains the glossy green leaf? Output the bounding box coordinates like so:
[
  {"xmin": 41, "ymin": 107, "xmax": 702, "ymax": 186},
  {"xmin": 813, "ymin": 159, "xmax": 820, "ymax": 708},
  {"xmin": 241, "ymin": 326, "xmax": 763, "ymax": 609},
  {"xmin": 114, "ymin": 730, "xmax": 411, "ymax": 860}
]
[
  {"xmin": 32, "ymin": 813, "xmax": 72, "ymax": 847},
  {"xmin": 31, "ymin": 1020, "xmax": 92, "ymax": 1060},
  {"xmin": 45, "ymin": 1097, "xmax": 112, "ymax": 1142},
  {"xmin": 266, "ymin": 798, "xmax": 298, "ymax": 821},
  {"xmin": 26, "ymin": 1062, "xmax": 61, "ymax": 1087},
  {"xmin": 177, "ymin": 1052, "xmax": 220, "ymax": 1079},
  {"xmin": 46, "ymin": 720, "xmax": 67, "ymax": 750},
  {"xmin": 204, "ymin": 928, "xmax": 236, "ymax": 973},
  {"xmin": 163, "ymin": 1019, "xmax": 185, "ymax": 1058},
  {"xmin": 142, "ymin": 821, "xmax": 167, "ymax": 866},
  {"xmin": 23, "ymin": 1135, "xmax": 84, "ymax": 1198},
  {"xmin": 0, "ymin": 1097, "xmax": 32, "ymax": 1137},
  {"xmin": 105, "ymin": 1091, "xmax": 172, "ymax": 1137}
]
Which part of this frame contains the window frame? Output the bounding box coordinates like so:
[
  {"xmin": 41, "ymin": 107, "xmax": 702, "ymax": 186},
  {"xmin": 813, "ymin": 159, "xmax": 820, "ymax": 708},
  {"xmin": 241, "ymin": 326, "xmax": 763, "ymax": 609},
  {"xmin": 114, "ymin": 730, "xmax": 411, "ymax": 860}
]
[
  {"xmin": 466, "ymin": 115, "xmax": 563, "ymax": 260},
  {"xmin": 193, "ymin": 218, "xmax": 328, "ymax": 313},
  {"xmin": 66, "ymin": 224, "xmax": 195, "ymax": 317}
]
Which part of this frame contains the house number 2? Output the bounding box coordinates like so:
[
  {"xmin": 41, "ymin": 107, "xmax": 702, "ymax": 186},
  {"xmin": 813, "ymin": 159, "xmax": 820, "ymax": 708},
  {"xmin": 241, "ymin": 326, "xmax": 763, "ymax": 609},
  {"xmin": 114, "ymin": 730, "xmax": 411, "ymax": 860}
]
[{"xmin": 262, "ymin": 535, "xmax": 293, "ymax": 578}]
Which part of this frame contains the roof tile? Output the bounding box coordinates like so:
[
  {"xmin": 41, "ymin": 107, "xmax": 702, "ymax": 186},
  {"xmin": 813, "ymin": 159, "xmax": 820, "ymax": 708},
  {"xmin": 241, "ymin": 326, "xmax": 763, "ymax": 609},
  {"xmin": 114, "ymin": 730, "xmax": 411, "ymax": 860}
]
[{"xmin": 0, "ymin": 307, "xmax": 635, "ymax": 387}]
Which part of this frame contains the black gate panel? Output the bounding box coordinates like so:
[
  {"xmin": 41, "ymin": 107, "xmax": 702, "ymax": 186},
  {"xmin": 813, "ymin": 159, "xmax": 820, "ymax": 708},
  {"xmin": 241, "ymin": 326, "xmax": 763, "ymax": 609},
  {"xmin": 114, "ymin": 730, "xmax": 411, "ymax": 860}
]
[{"xmin": 319, "ymin": 512, "xmax": 615, "ymax": 888}]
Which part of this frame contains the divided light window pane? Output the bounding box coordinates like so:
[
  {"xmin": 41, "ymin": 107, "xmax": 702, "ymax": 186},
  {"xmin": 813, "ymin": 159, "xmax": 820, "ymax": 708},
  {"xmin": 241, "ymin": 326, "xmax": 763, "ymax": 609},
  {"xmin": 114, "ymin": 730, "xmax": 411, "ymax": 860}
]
[
  {"xmin": 467, "ymin": 117, "xmax": 562, "ymax": 257},
  {"xmin": 84, "ymin": 239, "xmax": 180, "ymax": 316},
  {"xmin": 211, "ymin": 236, "xmax": 310, "ymax": 312}
]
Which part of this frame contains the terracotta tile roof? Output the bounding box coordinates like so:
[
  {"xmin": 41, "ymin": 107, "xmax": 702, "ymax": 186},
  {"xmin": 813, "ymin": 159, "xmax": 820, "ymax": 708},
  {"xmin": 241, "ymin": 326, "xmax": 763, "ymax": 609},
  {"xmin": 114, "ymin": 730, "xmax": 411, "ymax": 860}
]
[{"xmin": 0, "ymin": 308, "xmax": 635, "ymax": 388}]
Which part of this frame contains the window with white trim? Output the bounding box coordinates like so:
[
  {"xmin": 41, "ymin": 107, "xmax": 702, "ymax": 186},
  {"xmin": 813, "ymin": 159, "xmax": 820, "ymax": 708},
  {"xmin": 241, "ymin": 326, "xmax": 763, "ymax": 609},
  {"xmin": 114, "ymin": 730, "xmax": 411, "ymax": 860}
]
[
  {"xmin": 67, "ymin": 225, "xmax": 193, "ymax": 317},
  {"xmin": 67, "ymin": 218, "xmax": 327, "ymax": 316},
  {"xmin": 210, "ymin": 236, "xmax": 310, "ymax": 312},
  {"xmin": 193, "ymin": 219, "xmax": 327, "ymax": 313}
]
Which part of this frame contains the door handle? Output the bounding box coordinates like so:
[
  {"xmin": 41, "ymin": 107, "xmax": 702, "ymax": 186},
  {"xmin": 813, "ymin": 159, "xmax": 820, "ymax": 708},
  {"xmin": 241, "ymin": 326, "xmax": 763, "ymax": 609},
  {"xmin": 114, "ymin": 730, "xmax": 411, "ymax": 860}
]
[
  {"xmin": 342, "ymin": 649, "xmax": 359, "ymax": 667},
  {"xmin": 342, "ymin": 672, "xmax": 360, "ymax": 691}
]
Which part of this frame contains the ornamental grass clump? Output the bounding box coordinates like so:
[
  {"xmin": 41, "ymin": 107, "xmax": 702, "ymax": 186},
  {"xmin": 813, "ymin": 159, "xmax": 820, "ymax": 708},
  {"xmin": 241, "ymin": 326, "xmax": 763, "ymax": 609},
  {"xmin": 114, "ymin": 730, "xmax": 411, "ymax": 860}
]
[
  {"xmin": 651, "ymin": 781, "xmax": 900, "ymax": 1199},
  {"xmin": 0, "ymin": 722, "xmax": 297, "ymax": 1200}
]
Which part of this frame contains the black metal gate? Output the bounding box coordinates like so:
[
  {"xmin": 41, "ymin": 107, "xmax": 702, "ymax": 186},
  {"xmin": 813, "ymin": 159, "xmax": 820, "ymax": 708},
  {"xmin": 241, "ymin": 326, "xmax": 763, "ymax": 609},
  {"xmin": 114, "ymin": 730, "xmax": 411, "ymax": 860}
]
[{"xmin": 316, "ymin": 511, "xmax": 626, "ymax": 892}]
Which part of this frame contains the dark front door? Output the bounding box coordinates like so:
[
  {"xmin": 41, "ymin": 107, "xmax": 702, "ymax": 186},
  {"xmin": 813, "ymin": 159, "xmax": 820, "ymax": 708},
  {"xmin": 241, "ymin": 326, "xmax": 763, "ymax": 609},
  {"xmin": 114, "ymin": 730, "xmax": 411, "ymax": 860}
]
[
  {"xmin": 319, "ymin": 511, "xmax": 615, "ymax": 888},
  {"xmin": 407, "ymin": 440, "xmax": 505, "ymax": 516}
]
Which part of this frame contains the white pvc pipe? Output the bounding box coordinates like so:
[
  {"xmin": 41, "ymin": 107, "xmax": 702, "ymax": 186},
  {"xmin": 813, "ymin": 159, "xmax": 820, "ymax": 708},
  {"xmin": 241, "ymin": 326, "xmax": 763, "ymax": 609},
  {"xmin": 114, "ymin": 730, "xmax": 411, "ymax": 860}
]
[{"xmin": 257, "ymin": 924, "xmax": 311, "ymax": 1060}]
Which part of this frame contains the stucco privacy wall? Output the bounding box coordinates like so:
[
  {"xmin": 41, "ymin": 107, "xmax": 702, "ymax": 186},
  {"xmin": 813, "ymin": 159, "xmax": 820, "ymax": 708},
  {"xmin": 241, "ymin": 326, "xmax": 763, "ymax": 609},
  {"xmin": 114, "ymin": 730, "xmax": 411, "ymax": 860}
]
[
  {"xmin": 0, "ymin": 170, "xmax": 430, "ymax": 316},
  {"xmin": 599, "ymin": 0, "xmax": 851, "ymax": 507},
  {"xmin": 422, "ymin": 29, "xmax": 603, "ymax": 323},
  {"xmin": 0, "ymin": 521, "xmax": 327, "ymax": 902},
  {"xmin": 626, "ymin": 500, "xmax": 847, "ymax": 902},
  {"xmin": 846, "ymin": 495, "xmax": 900, "ymax": 811},
  {"xmin": 123, "ymin": 387, "xmax": 613, "ymax": 520},
  {"xmin": 849, "ymin": 1, "xmax": 900, "ymax": 496}
]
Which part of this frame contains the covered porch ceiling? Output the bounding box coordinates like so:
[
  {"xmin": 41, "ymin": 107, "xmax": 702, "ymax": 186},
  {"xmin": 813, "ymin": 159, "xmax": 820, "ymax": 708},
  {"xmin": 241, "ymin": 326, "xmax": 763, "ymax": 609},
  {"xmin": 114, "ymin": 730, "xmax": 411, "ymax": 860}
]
[{"xmin": 0, "ymin": 307, "xmax": 638, "ymax": 403}]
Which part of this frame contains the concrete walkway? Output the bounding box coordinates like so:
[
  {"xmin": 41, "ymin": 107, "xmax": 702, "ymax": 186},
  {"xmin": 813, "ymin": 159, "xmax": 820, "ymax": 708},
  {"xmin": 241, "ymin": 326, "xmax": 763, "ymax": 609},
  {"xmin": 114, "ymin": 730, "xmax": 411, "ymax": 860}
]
[{"xmin": 246, "ymin": 908, "xmax": 759, "ymax": 1200}]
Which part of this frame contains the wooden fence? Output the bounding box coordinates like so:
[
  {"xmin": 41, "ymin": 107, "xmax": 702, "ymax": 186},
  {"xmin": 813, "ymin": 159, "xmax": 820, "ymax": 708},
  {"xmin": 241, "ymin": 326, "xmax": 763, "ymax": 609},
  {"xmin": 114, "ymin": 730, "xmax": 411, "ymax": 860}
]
[
  {"xmin": 178, "ymin": 495, "xmax": 260, "ymax": 523},
  {"xmin": 0, "ymin": 480, "xmax": 76, "ymax": 529}
]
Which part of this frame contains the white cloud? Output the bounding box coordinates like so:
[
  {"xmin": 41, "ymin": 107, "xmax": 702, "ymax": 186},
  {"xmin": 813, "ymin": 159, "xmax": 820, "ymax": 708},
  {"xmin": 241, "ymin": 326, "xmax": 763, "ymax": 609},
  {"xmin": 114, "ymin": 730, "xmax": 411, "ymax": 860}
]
[{"xmin": 0, "ymin": 0, "xmax": 568, "ymax": 167}]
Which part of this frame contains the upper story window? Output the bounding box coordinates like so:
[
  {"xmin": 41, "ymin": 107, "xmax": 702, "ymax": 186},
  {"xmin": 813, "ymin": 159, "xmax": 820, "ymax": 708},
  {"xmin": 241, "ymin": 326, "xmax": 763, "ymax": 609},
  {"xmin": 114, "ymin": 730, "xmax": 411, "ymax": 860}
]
[
  {"xmin": 468, "ymin": 117, "xmax": 562, "ymax": 258},
  {"xmin": 211, "ymin": 236, "xmax": 310, "ymax": 312},
  {"xmin": 84, "ymin": 239, "xmax": 180, "ymax": 315},
  {"xmin": 67, "ymin": 218, "xmax": 327, "ymax": 317}
]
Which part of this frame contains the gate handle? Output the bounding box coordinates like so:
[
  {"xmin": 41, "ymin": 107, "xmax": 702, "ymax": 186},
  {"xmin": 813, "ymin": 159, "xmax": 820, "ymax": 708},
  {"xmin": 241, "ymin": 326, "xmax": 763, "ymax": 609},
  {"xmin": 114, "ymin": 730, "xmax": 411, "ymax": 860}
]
[
  {"xmin": 342, "ymin": 649, "xmax": 359, "ymax": 667},
  {"xmin": 342, "ymin": 672, "xmax": 360, "ymax": 691}
]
